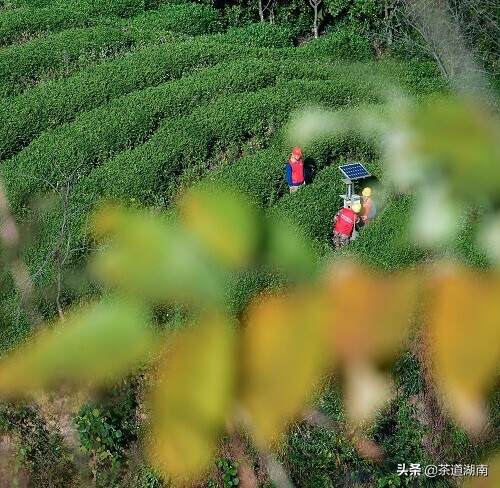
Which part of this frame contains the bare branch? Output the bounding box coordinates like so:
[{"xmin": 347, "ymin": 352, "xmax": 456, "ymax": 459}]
[
  {"xmin": 401, "ymin": 0, "xmax": 497, "ymax": 100},
  {"xmin": 54, "ymin": 181, "xmax": 71, "ymax": 322}
]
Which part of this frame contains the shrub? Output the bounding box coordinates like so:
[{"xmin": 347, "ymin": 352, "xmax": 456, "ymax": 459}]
[
  {"xmin": 0, "ymin": 39, "xmax": 241, "ymax": 161},
  {"xmin": 10, "ymin": 0, "xmax": 147, "ymax": 18},
  {"xmin": 3, "ymin": 71, "xmax": 387, "ymax": 320},
  {"xmin": 0, "ymin": 2, "xmax": 227, "ymax": 98},
  {"xmin": 220, "ymin": 22, "xmax": 294, "ymax": 48},
  {"xmin": 0, "ymin": 1, "xmax": 211, "ymax": 47},
  {"xmin": 269, "ymin": 165, "xmax": 352, "ymax": 245},
  {"xmin": 76, "ymin": 379, "xmax": 138, "ymax": 462},
  {"xmin": 130, "ymin": 3, "xmax": 223, "ymax": 36},
  {"xmin": 302, "ymin": 25, "xmax": 373, "ymax": 61},
  {"xmin": 349, "ymin": 195, "xmax": 429, "ymax": 269},
  {"xmin": 211, "ymin": 130, "xmax": 377, "ymax": 213},
  {"xmin": 0, "ymin": 30, "xmax": 439, "ymax": 162},
  {"xmin": 206, "ymin": 147, "xmax": 285, "ymax": 207},
  {"xmin": 0, "ymin": 25, "xmax": 136, "ymax": 97},
  {"xmin": 93, "ymin": 79, "xmax": 382, "ymax": 205},
  {"xmin": 0, "ymin": 6, "xmax": 93, "ymax": 46},
  {"xmin": 371, "ymin": 397, "xmax": 429, "ymax": 479}
]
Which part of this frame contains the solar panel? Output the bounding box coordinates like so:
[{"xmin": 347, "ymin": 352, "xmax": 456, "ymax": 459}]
[{"xmin": 339, "ymin": 163, "xmax": 371, "ymax": 181}]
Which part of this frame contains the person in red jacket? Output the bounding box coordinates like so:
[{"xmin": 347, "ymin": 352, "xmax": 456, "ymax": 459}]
[
  {"xmin": 284, "ymin": 146, "xmax": 305, "ymax": 193},
  {"xmin": 332, "ymin": 202, "xmax": 362, "ymax": 250}
]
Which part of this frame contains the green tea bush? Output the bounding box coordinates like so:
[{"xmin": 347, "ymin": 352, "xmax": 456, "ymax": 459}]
[
  {"xmin": 130, "ymin": 3, "xmax": 223, "ymax": 36},
  {"xmin": 301, "ymin": 25, "xmax": 373, "ymax": 61},
  {"xmin": 349, "ymin": 195, "xmax": 429, "ymax": 269},
  {"xmin": 285, "ymin": 420, "xmax": 363, "ymax": 486},
  {"xmin": 3, "ymin": 58, "xmax": 360, "ymax": 207},
  {"xmin": 211, "ymin": 131, "xmax": 377, "ymax": 212},
  {"xmin": 0, "ymin": 1, "xmax": 228, "ymax": 98},
  {"xmin": 0, "ymin": 1, "xmax": 207, "ymax": 47},
  {"xmin": 206, "ymin": 147, "xmax": 285, "ymax": 207},
  {"xmin": 5, "ymin": 59, "xmax": 437, "ymax": 260},
  {"xmin": 93, "ymin": 80, "xmax": 382, "ymax": 205},
  {"xmin": 452, "ymin": 208, "xmax": 490, "ymax": 268},
  {"xmin": 10, "ymin": 0, "xmax": 147, "ymax": 18},
  {"xmin": 0, "ymin": 40, "xmax": 240, "ymax": 161},
  {"xmin": 0, "ymin": 36, "xmax": 316, "ymax": 161},
  {"xmin": 220, "ymin": 22, "xmax": 294, "ymax": 48},
  {"xmin": 71, "ymin": 0, "xmax": 147, "ymax": 18},
  {"xmin": 269, "ymin": 165, "xmax": 348, "ymax": 245},
  {"xmin": 0, "ymin": 26, "xmax": 136, "ymax": 97},
  {"xmin": 0, "ymin": 6, "xmax": 93, "ymax": 46},
  {"xmin": 0, "ymin": 34, "xmax": 439, "ymax": 162},
  {"xmin": 371, "ymin": 397, "xmax": 429, "ymax": 482}
]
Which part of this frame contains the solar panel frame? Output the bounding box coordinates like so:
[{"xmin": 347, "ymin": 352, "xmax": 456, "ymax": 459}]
[{"xmin": 339, "ymin": 163, "xmax": 371, "ymax": 181}]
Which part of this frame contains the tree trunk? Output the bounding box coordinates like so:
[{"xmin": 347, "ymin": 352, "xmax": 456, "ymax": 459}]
[
  {"xmin": 385, "ymin": 1, "xmax": 393, "ymax": 46},
  {"xmin": 314, "ymin": 4, "xmax": 318, "ymax": 38},
  {"xmin": 258, "ymin": 0, "xmax": 264, "ymax": 22}
]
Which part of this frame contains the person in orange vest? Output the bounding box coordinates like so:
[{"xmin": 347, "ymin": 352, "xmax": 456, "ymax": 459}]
[
  {"xmin": 360, "ymin": 187, "xmax": 376, "ymax": 224},
  {"xmin": 284, "ymin": 146, "xmax": 305, "ymax": 193},
  {"xmin": 331, "ymin": 202, "xmax": 362, "ymax": 250}
]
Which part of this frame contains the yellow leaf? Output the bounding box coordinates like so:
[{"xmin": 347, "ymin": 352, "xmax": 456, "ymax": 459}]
[
  {"xmin": 326, "ymin": 262, "xmax": 418, "ymax": 366},
  {"xmin": 241, "ymin": 290, "xmax": 329, "ymax": 448},
  {"xmin": 148, "ymin": 315, "xmax": 236, "ymax": 483},
  {"xmin": 180, "ymin": 186, "xmax": 259, "ymax": 268},
  {"xmin": 428, "ymin": 266, "xmax": 500, "ymax": 433},
  {"xmin": 0, "ymin": 300, "xmax": 154, "ymax": 396},
  {"xmin": 463, "ymin": 453, "xmax": 500, "ymax": 487},
  {"xmin": 91, "ymin": 205, "xmax": 226, "ymax": 305}
]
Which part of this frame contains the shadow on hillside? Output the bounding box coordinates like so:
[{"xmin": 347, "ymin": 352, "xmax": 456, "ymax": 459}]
[{"xmin": 304, "ymin": 157, "xmax": 316, "ymax": 184}]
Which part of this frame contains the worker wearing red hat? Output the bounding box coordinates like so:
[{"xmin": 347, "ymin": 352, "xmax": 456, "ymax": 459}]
[{"xmin": 284, "ymin": 146, "xmax": 305, "ymax": 193}]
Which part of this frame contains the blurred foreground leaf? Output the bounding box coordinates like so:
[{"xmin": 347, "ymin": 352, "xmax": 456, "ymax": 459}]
[
  {"xmin": 463, "ymin": 453, "xmax": 500, "ymax": 487},
  {"xmin": 91, "ymin": 206, "xmax": 226, "ymax": 305},
  {"xmin": 266, "ymin": 216, "xmax": 318, "ymax": 279},
  {"xmin": 180, "ymin": 186, "xmax": 259, "ymax": 268},
  {"xmin": 241, "ymin": 291, "xmax": 328, "ymax": 447},
  {"xmin": 411, "ymin": 98, "xmax": 500, "ymax": 202},
  {"xmin": 0, "ymin": 300, "xmax": 153, "ymax": 396},
  {"xmin": 326, "ymin": 262, "xmax": 418, "ymax": 366},
  {"xmin": 148, "ymin": 315, "xmax": 236, "ymax": 483},
  {"xmin": 344, "ymin": 362, "xmax": 393, "ymax": 426},
  {"xmin": 429, "ymin": 267, "xmax": 500, "ymax": 434}
]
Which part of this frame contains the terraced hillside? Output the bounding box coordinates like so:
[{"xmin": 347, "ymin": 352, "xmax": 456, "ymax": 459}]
[{"xmin": 0, "ymin": 1, "xmax": 497, "ymax": 486}]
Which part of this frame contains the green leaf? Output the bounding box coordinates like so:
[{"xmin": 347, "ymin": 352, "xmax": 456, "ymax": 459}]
[
  {"xmin": 0, "ymin": 300, "xmax": 154, "ymax": 396},
  {"xmin": 91, "ymin": 206, "xmax": 227, "ymax": 306},
  {"xmin": 266, "ymin": 216, "xmax": 318, "ymax": 279}
]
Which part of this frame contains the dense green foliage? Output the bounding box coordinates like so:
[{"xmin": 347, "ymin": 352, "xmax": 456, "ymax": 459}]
[
  {"xmin": 0, "ymin": 26, "xmax": 136, "ymax": 97},
  {"xmin": 1, "ymin": 22, "xmax": 380, "ymax": 160}
]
